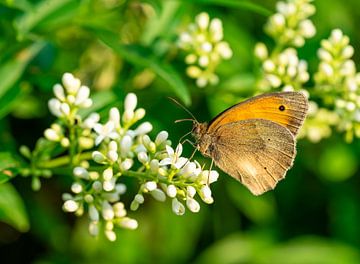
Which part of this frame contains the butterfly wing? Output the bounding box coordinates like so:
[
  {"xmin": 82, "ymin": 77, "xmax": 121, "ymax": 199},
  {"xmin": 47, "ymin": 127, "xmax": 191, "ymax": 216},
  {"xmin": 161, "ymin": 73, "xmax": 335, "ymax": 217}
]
[
  {"xmin": 207, "ymin": 92, "xmax": 308, "ymax": 137},
  {"xmin": 208, "ymin": 119, "xmax": 296, "ymax": 195}
]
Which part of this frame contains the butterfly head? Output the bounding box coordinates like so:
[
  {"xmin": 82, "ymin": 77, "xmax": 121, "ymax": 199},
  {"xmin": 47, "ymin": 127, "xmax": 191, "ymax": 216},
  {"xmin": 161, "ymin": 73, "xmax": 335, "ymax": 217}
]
[{"xmin": 191, "ymin": 121, "xmax": 208, "ymax": 141}]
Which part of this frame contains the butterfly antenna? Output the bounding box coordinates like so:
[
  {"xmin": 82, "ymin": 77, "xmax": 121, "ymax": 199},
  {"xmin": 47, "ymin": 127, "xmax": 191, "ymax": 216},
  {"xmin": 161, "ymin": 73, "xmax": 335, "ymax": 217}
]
[
  {"xmin": 168, "ymin": 97, "xmax": 199, "ymax": 123},
  {"xmin": 175, "ymin": 118, "xmax": 194, "ymax": 123}
]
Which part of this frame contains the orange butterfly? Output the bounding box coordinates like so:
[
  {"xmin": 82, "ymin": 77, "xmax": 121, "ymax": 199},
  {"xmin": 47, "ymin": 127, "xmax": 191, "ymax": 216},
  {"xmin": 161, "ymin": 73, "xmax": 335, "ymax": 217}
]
[{"xmin": 184, "ymin": 91, "xmax": 308, "ymax": 195}]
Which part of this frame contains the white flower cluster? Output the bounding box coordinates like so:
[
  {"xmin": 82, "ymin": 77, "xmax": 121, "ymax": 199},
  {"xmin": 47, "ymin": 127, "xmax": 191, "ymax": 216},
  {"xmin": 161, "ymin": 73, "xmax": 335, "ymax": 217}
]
[
  {"xmin": 314, "ymin": 29, "xmax": 360, "ymax": 142},
  {"xmin": 44, "ymin": 73, "xmax": 95, "ymax": 149},
  {"xmin": 178, "ymin": 12, "xmax": 233, "ymax": 88},
  {"xmin": 265, "ymin": 0, "xmax": 316, "ymax": 47},
  {"xmin": 130, "ymin": 143, "xmax": 219, "ymax": 215},
  {"xmin": 44, "ymin": 74, "xmax": 219, "ymax": 241},
  {"xmin": 255, "ymin": 0, "xmax": 315, "ymax": 93},
  {"xmin": 298, "ymin": 101, "xmax": 339, "ymax": 143},
  {"xmin": 256, "ymin": 46, "xmax": 310, "ymax": 91},
  {"xmin": 48, "ymin": 73, "xmax": 92, "ymax": 119}
]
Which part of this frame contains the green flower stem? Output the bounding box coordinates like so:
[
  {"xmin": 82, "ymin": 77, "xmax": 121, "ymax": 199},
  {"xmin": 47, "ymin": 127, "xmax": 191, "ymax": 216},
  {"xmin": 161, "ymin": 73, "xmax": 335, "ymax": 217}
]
[
  {"xmin": 69, "ymin": 123, "xmax": 77, "ymax": 166},
  {"xmin": 37, "ymin": 151, "xmax": 93, "ymax": 169}
]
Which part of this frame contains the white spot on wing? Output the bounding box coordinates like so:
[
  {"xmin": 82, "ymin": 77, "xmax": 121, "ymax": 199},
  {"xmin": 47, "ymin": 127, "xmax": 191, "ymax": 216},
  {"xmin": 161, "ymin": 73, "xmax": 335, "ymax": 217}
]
[{"xmin": 242, "ymin": 160, "xmax": 257, "ymax": 177}]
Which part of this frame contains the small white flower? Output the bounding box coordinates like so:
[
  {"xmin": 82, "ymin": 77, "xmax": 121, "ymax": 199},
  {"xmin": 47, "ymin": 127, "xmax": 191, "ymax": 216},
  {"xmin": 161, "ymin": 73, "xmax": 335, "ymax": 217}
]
[
  {"xmin": 159, "ymin": 144, "xmax": 188, "ymax": 169},
  {"xmin": 44, "ymin": 128, "xmax": 61, "ymax": 141},
  {"xmin": 134, "ymin": 108, "xmax": 146, "ymax": 120},
  {"xmin": 138, "ymin": 152, "xmax": 149, "ymax": 164},
  {"xmin": 330, "ymin": 28, "xmax": 343, "ymax": 43},
  {"xmin": 115, "ymin": 183, "xmax": 127, "ymax": 195},
  {"xmin": 300, "ymin": 20, "xmax": 316, "ymax": 38},
  {"xmin": 71, "ymin": 182, "xmax": 83, "ymax": 194},
  {"xmin": 105, "ymin": 230, "xmax": 117, "ymax": 241},
  {"xmin": 166, "ymin": 184, "xmax": 177, "ymax": 198},
  {"xmin": 266, "ymin": 74, "xmax": 282, "ymax": 88},
  {"xmin": 62, "ymin": 73, "xmax": 80, "ymax": 93},
  {"xmin": 48, "ymin": 98, "xmax": 62, "ymax": 117},
  {"xmin": 89, "ymin": 221, "xmax": 99, "ymax": 236},
  {"xmin": 150, "ymin": 189, "xmax": 166, "ymax": 202},
  {"xmin": 150, "ymin": 159, "xmax": 159, "ymax": 174},
  {"xmin": 113, "ymin": 202, "xmax": 127, "ymax": 218},
  {"xmin": 94, "ymin": 121, "xmax": 119, "ymax": 145},
  {"xmin": 124, "ymin": 93, "xmax": 137, "ymax": 112},
  {"xmin": 119, "ymin": 217, "xmax": 138, "ymax": 230},
  {"xmin": 200, "ymin": 185, "xmax": 214, "ymax": 204},
  {"xmin": 60, "ymin": 103, "xmax": 70, "ymax": 116},
  {"xmin": 84, "ymin": 194, "xmax": 94, "ymax": 203},
  {"xmin": 75, "ymin": 85, "xmax": 91, "ymax": 106},
  {"xmin": 83, "ymin": 113, "xmax": 100, "ymax": 129},
  {"xmin": 254, "ymin": 42, "xmax": 268, "ymax": 60},
  {"xmin": 89, "ymin": 205, "xmax": 99, "ymax": 221},
  {"xmin": 92, "ymin": 151, "xmax": 106, "ymax": 163},
  {"xmin": 120, "ymin": 135, "xmax": 133, "ymax": 156},
  {"xmin": 109, "ymin": 107, "xmax": 120, "ymax": 125},
  {"xmin": 342, "ymin": 46, "xmax": 354, "ymax": 59},
  {"xmin": 135, "ymin": 122, "xmax": 153, "ymax": 135},
  {"xmin": 92, "ymin": 181, "xmax": 103, "ymax": 192},
  {"xmin": 107, "ymin": 150, "xmax": 118, "ymax": 163},
  {"xmin": 172, "ymin": 198, "xmax": 185, "ymax": 215},
  {"xmin": 187, "ymin": 186, "xmax": 196, "ymax": 198},
  {"xmin": 130, "ymin": 201, "xmax": 139, "ymax": 211},
  {"xmin": 186, "ymin": 197, "xmax": 200, "ymax": 213},
  {"xmin": 103, "ymin": 178, "xmax": 116, "ymax": 191},
  {"xmin": 102, "ymin": 201, "xmax": 114, "ymax": 220},
  {"xmin": 120, "ymin": 159, "xmax": 133, "ymax": 171},
  {"xmin": 63, "ymin": 200, "xmax": 79, "ymax": 212},
  {"xmin": 53, "ymin": 84, "xmax": 65, "ymax": 101},
  {"xmin": 179, "ymin": 162, "xmax": 198, "ymax": 179},
  {"xmin": 103, "ymin": 167, "xmax": 113, "ymax": 181},
  {"xmin": 73, "ymin": 167, "xmax": 89, "ymax": 179},
  {"xmin": 144, "ymin": 181, "xmax": 157, "ymax": 192},
  {"xmin": 196, "ymin": 12, "xmax": 210, "ymax": 30},
  {"xmin": 135, "ymin": 194, "xmax": 145, "ymax": 204}
]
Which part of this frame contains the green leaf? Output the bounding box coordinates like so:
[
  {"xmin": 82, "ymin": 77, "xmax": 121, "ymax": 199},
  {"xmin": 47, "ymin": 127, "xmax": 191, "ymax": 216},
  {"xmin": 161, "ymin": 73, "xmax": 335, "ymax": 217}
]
[
  {"xmin": 0, "ymin": 84, "xmax": 23, "ymax": 120},
  {"xmin": 185, "ymin": 0, "xmax": 272, "ymax": 16},
  {"xmin": 0, "ymin": 152, "xmax": 21, "ymax": 184},
  {"xmin": 14, "ymin": 0, "xmax": 75, "ymax": 38},
  {"xmin": 0, "ymin": 41, "xmax": 45, "ymax": 105},
  {"xmin": 94, "ymin": 29, "xmax": 191, "ymax": 105},
  {"xmin": 142, "ymin": 1, "xmax": 180, "ymax": 45},
  {"xmin": 0, "ymin": 183, "xmax": 29, "ymax": 232},
  {"xmin": 2, "ymin": 0, "xmax": 32, "ymax": 11}
]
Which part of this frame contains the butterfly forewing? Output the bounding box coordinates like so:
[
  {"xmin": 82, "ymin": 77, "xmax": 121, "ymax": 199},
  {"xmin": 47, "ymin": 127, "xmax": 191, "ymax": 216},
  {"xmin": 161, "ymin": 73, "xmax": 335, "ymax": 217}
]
[
  {"xmin": 207, "ymin": 92, "xmax": 308, "ymax": 137},
  {"xmin": 208, "ymin": 119, "xmax": 296, "ymax": 195}
]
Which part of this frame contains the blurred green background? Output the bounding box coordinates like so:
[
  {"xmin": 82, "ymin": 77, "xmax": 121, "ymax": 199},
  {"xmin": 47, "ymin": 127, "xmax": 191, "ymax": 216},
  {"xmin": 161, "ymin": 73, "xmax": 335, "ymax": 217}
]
[{"xmin": 1, "ymin": 0, "xmax": 360, "ymax": 263}]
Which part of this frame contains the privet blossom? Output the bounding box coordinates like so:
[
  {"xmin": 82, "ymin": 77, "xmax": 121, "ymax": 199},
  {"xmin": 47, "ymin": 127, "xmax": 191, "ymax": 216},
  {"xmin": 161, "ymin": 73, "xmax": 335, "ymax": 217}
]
[
  {"xmin": 178, "ymin": 12, "xmax": 233, "ymax": 88},
  {"xmin": 43, "ymin": 73, "xmax": 219, "ymax": 241}
]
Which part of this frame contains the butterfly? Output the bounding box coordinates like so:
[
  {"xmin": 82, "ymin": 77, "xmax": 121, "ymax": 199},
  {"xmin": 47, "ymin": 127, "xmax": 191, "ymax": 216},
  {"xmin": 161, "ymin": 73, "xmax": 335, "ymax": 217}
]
[{"xmin": 188, "ymin": 91, "xmax": 308, "ymax": 196}]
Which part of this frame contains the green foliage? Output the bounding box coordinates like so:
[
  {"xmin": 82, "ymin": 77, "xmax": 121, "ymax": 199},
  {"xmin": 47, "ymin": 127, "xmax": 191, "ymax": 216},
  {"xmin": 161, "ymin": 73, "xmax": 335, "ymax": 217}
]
[{"xmin": 0, "ymin": 183, "xmax": 29, "ymax": 232}]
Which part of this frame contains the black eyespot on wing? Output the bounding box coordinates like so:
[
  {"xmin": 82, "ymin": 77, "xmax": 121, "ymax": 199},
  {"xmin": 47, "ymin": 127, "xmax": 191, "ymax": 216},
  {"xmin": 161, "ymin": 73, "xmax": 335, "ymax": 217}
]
[{"xmin": 279, "ymin": 105, "xmax": 285, "ymax": 111}]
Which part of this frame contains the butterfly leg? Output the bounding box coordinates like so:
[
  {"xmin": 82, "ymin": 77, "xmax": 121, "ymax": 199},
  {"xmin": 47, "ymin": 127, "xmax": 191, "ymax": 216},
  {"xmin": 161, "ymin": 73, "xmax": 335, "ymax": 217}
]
[
  {"xmin": 178, "ymin": 131, "xmax": 192, "ymax": 145},
  {"xmin": 181, "ymin": 138, "xmax": 197, "ymax": 148}
]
